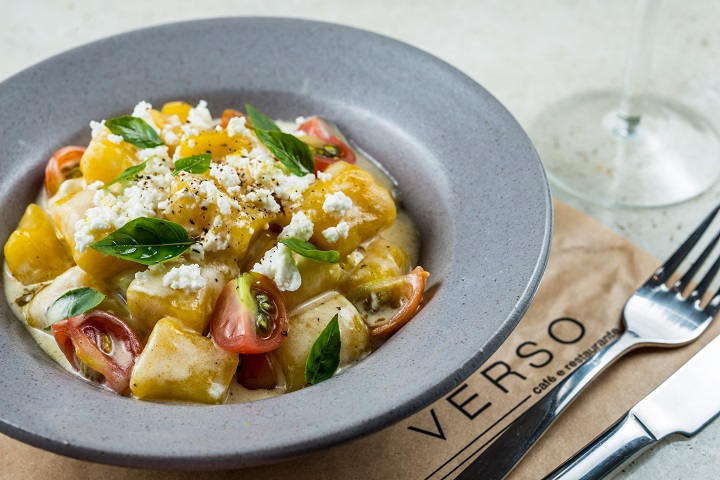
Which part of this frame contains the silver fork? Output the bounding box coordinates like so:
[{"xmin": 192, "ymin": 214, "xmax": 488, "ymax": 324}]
[{"xmin": 456, "ymin": 204, "xmax": 720, "ymax": 480}]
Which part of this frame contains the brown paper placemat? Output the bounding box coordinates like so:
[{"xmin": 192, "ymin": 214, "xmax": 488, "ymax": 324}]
[{"xmin": 2, "ymin": 200, "xmax": 719, "ymax": 479}]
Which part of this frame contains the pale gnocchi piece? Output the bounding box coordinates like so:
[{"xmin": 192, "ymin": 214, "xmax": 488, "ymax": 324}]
[
  {"xmin": 126, "ymin": 253, "xmax": 238, "ymax": 339},
  {"xmin": 130, "ymin": 317, "xmax": 239, "ymax": 404},
  {"xmin": 274, "ymin": 292, "xmax": 371, "ymax": 392}
]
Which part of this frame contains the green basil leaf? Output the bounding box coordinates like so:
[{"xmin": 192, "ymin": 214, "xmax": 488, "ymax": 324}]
[
  {"xmin": 105, "ymin": 116, "xmax": 164, "ymax": 148},
  {"xmin": 101, "ymin": 160, "xmax": 148, "ymax": 189},
  {"xmin": 279, "ymin": 238, "xmax": 340, "ymax": 263},
  {"xmin": 90, "ymin": 217, "xmax": 195, "ymax": 265},
  {"xmin": 255, "ymin": 129, "xmax": 315, "ymax": 176},
  {"xmin": 173, "ymin": 153, "xmax": 212, "ymax": 176},
  {"xmin": 45, "ymin": 287, "xmax": 105, "ymax": 330},
  {"xmin": 245, "ymin": 103, "xmax": 280, "ymax": 132},
  {"xmin": 305, "ymin": 314, "xmax": 341, "ymax": 385}
]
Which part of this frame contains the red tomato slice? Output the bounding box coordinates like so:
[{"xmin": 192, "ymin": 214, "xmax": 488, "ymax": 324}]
[
  {"xmin": 220, "ymin": 109, "xmax": 248, "ymax": 129},
  {"xmin": 298, "ymin": 117, "xmax": 356, "ymax": 172},
  {"xmin": 238, "ymin": 353, "xmax": 278, "ymax": 390},
  {"xmin": 211, "ymin": 272, "xmax": 289, "ymax": 354},
  {"xmin": 347, "ymin": 266, "xmax": 429, "ymax": 337},
  {"xmin": 51, "ymin": 311, "xmax": 143, "ymax": 394},
  {"xmin": 44, "ymin": 146, "xmax": 86, "ymax": 197}
]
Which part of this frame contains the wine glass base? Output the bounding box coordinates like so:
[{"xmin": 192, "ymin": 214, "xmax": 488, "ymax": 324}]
[{"xmin": 530, "ymin": 91, "xmax": 720, "ymax": 208}]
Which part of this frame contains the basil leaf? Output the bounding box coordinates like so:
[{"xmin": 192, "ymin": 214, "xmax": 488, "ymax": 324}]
[
  {"xmin": 45, "ymin": 287, "xmax": 105, "ymax": 330},
  {"xmin": 279, "ymin": 238, "xmax": 340, "ymax": 263},
  {"xmin": 255, "ymin": 129, "xmax": 315, "ymax": 176},
  {"xmin": 173, "ymin": 153, "xmax": 212, "ymax": 176},
  {"xmin": 101, "ymin": 160, "xmax": 148, "ymax": 189},
  {"xmin": 105, "ymin": 116, "xmax": 164, "ymax": 148},
  {"xmin": 90, "ymin": 217, "xmax": 195, "ymax": 265},
  {"xmin": 245, "ymin": 103, "xmax": 280, "ymax": 132},
  {"xmin": 305, "ymin": 314, "xmax": 341, "ymax": 385}
]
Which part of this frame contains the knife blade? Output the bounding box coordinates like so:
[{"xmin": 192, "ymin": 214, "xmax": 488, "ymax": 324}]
[{"xmin": 543, "ymin": 334, "xmax": 720, "ymax": 480}]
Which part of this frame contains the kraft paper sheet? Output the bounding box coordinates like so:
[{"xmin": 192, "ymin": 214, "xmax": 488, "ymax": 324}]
[{"xmin": 2, "ymin": 200, "xmax": 718, "ymax": 479}]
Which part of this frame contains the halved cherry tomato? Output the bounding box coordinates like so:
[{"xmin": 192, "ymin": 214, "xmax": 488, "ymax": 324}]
[
  {"xmin": 238, "ymin": 353, "xmax": 278, "ymax": 390},
  {"xmin": 51, "ymin": 311, "xmax": 143, "ymax": 394},
  {"xmin": 211, "ymin": 272, "xmax": 289, "ymax": 354},
  {"xmin": 44, "ymin": 146, "xmax": 86, "ymax": 197},
  {"xmin": 298, "ymin": 117, "xmax": 356, "ymax": 172},
  {"xmin": 220, "ymin": 109, "xmax": 248, "ymax": 129},
  {"xmin": 347, "ymin": 266, "xmax": 429, "ymax": 337}
]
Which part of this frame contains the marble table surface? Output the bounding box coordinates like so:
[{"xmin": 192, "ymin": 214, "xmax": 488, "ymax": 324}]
[{"xmin": 3, "ymin": 0, "xmax": 720, "ymax": 477}]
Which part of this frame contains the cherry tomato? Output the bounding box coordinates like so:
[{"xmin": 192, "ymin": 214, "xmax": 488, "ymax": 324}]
[
  {"xmin": 220, "ymin": 109, "xmax": 248, "ymax": 129},
  {"xmin": 347, "ymin": 266, "xmax": 429, "ymax": 337},
  {"xmin": 298, "ymin": 117, "xmax": 356, "ymax": 172},
  {"xmin": 51, "ymin": 311, "xmax": 143, "ymax": 394},
  {"xmin": 238, "ymin": 353, "xmax": 278, "ymax": 390},
  {"xmin": 211, "ymin": 272, "xmax": 289, "ymax": 354},
  {"xmin": 44, "ymin": 146, "xmax": 86, "ymax": 197}
]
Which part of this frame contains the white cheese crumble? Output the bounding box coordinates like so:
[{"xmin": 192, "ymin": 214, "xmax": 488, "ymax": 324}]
[
  {"xmin": 162, "ymin": 128, "xmax": 179, "ymax": 146},
  {"xmin": 317, "ymin": 171, "xmax": 332, "ymax": 182},
  {"xmin": 253, "ymin": 244, "xmax": 301, "ymax": 291},
  {"xmin": 90, "ymin": 120, "xmax": 106, "ymax": 139},
  {"xmin": 131, "ymin": 100, "xmax": 160, "ymax": 133},
  {"xmin": 162, "ymin": 264, "xmax": 206, "ymax": 293},
  {"xmin": 243, "ymin": 188, "xmax": 280, "ymax": 213},
  {"xmin": 187, "ymin": 100, "xmax": 214, "ymax": 130},
  {"xmin": 227, "ymin": 116, "xmax": 252, "ymax": 139},
  {"xmin": 107, "ymin": 133, "xmax": 124, "ymax": 144},
  {"xmin": 323, "ymin": 191, "xmax": 353, "ymax": 218},
  {"xmin": 198, "ymin": 180, "xmax": 239, "ymax": 215},
  {"xmin": 281, "ymin": 211, "xmax": 314, "ymax": 241},
  {"xmin": 210, "ymin": 163, "xmax": 241, "ymax": 190},
  {"xmin": 322, "ymin": 221, "xmax": 349, "ymax": 243}
]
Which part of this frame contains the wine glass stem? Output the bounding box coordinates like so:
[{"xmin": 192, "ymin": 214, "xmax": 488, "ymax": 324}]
[{"xmin": 617, "ymin": 0, "xmax": 661, "ymax": 135}]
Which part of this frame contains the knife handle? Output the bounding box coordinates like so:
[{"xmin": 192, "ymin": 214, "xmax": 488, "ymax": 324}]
[{"xmin": 543, "ymin": 413, "xmax": 657, "ymax": 480}]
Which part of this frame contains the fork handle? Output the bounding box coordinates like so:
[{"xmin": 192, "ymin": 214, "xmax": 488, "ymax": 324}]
[
  {"xmin": 543, "ymin": 413, "xmax": 657, "ymax": 480},
  {"xmin": 456, "ymin": 332, "xmax": 640, "ymax": 480}
]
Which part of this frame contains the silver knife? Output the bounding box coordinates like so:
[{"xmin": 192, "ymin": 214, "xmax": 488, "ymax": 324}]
[{"xmin": 543, "ymin": 333, "xmax": 720, "ymax": 480}]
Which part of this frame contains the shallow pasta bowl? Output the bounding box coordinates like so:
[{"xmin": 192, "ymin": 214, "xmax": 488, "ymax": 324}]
[{"xmin": 0, "ymin": 18, "xmax": 551, "ymax": 469}]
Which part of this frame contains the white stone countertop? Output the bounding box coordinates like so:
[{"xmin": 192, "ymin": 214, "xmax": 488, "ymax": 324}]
[{"xmin": 3, "ymin": 0, "xmax": 720, "ymax": 478}]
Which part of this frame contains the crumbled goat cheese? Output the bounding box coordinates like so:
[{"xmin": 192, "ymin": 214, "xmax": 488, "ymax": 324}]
[
  {"xmin": 180, "ymin": 124, "xmax": 199, "ymax": 141},
  {"xmin": 187, "ymin": 100, "xmax": 214, "ymax": 130},
  {"xmin": 187, "ymin": 243, "xmax": 206, "ymax": 262},
  {"xmin": 90, "ymin": 120, "xmax": 106, "ymax": 139},
  {"xmin": 253, "ymin": 244, "xmax": 301, "ymax": 291},
  {"xmin": 187, "ymin": 139, "xmax": 196, "ymax": 148},
  {"xmin": 317, "ymin": 171, "xmax": 332, "ymax": 182},
  {"xmin": 198, "ymin": 180, "xmax": 239, "ymax": 215},
  {"xmin": 323, "ymin": 191, "xmax": 353, "ymax": 218},
  {"xmin": 138, "ymin": 145, "xmax": 171, "ymax": 162},
  {"xmin": 227, "ymin": 116, "xmax": 253, "ymax": 139},
  {"xmin": 281, "ymin": 211, "xmax": 314, "ymax": 241},
  {"xmin": 201, "ymin": 229, "xmax": 231, "ymax": 252},
  {"xmin": 162, "ymin": 264, "xmax": 206, "ymax": 293},
  {"xmin": 107, "ymin": 133, "xmax": 124, "ymax": 144},
  {"xmin": 246, "ymin": 147, "xmax": 316, "ymax": 202},
  {"xmin": 210, "ymin": 163, "xmax": 241, "ymax": 190},
  {"xmin": 243, "ymin": 188, "xmax": 280, "ymax": 213},
  {"xmin": 132, "ymin": 100, "xmax": 160, "ymax": 133},
  {"xmin": 162, "ymin": 128, "xmax": 179, "ymax": 146},
  {"xmin": 322, "ymin": 221, "xmax": 349, "ymax": 243}
]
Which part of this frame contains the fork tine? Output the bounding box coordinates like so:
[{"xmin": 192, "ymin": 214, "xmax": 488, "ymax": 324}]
[
  {"xmin": 653, "ymin": 203, "xmax": 720, "ymax": 284},
  {"xmin": 674, "ymin": 229, "xmax": 720, "ymax": 292},
  {"xmin": 693, "ymin": 250, "xmax": 720, "ymax": 301}
]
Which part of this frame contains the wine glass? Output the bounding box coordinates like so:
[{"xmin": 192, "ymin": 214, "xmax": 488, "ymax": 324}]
[{"xmin": 530, "ymin": 0, "xmax": 720, "ymax": 208}]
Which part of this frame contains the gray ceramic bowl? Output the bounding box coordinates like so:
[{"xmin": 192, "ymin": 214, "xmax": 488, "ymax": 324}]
[{"xmin": 0, "ymin": 18, "xmax": 551, "ymax": 469}]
